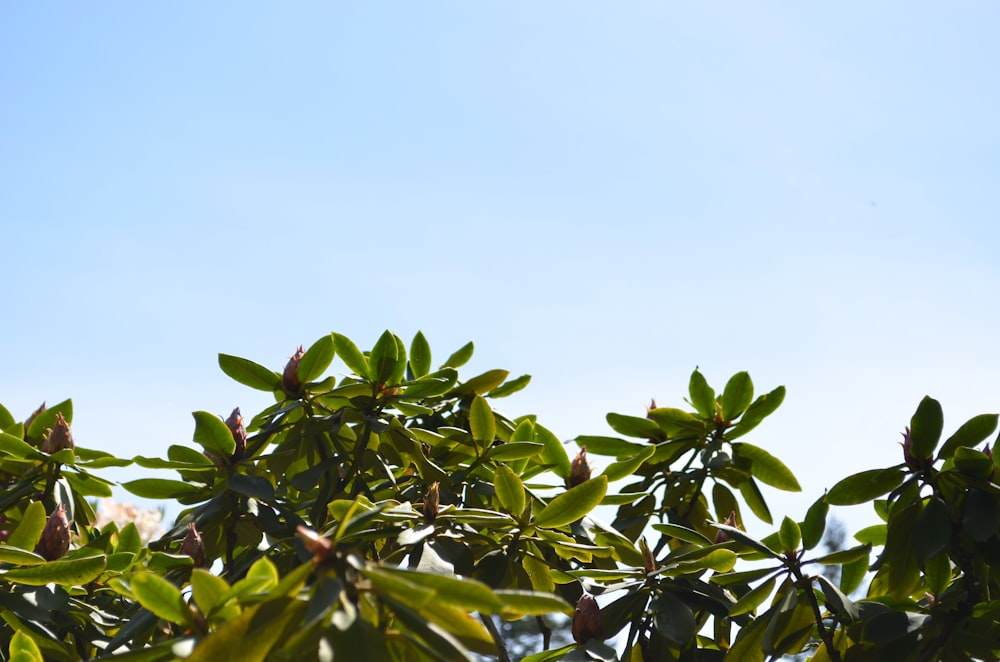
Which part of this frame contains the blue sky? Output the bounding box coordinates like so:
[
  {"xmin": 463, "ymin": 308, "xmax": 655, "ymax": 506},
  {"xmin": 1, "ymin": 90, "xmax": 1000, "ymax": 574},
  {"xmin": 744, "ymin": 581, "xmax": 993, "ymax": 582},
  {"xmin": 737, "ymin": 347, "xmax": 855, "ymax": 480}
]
[{"xmin": 3, "ymin": 3, "xmax": 999, "ymax": 535}]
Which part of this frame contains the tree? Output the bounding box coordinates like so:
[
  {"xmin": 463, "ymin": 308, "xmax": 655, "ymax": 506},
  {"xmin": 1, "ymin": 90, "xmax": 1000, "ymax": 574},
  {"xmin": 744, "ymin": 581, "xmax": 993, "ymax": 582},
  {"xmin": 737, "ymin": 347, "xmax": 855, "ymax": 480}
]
[{"xmin": 0, "ymin": 329, "xmax": 996, "ymax": 661}]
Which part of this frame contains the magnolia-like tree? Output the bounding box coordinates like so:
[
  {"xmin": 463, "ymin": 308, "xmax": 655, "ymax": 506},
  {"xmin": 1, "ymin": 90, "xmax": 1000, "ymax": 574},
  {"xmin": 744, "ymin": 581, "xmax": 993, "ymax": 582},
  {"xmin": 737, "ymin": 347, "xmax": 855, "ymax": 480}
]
[{"xmin": 0, "ymin": 330, "xmax": 997, "ymax": 661}]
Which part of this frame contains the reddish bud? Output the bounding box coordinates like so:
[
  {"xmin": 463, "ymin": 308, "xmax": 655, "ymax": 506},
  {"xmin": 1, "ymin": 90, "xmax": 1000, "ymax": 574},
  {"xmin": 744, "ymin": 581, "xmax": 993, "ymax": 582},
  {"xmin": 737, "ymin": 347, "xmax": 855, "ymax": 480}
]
[
  {"xmin": 225, "ymin": 408, "xmax": 247, "ymax": 459},
  {"xmin": 983, "ymin": 443, "xmax": 993, "ymax": 461},
  {"xmin": 572, "ymin": 593, "xmax": 602, "ymax": 644},
  {"xmin": 423, "ymin": 482, "xmax": 440, "ymax": 522},
  {"xmin": 714, "ymin": 510, "xmax": 738, "ymax": 545},
  {"xmin": 639, "ymin": 536, "xmax": 657, "ymax": 575},
  {"xmin": 282, "ymin": 345, "xmax": 305, "ymax": 395},
  {"xmin": 41, "ymin": 412, "xmax": 74, "ymax": 454},
  {"xmin": 297, "ymin": 525, "xmax": 332, "ymax": 564},
  {"xmin": 24, "ymin": 402, "xmax": 46, "ymax": 435},
  {"xmin": 569, "ymin": 447, "xmax": 592, "ymax": 488},
  {"xmin": 900, "ymin": 427, "xmax": 920, "ymax": 469},
  {"xmin": 35, "ymin": 505, "xmax": 71, "ymax": 561},
  {"xmin": 180, "ymin": 524, "xmax": 206, "ymax": 568},
  {"xmin": 645, "ymin": 399, "xmax": 657, "ymax": 415}
]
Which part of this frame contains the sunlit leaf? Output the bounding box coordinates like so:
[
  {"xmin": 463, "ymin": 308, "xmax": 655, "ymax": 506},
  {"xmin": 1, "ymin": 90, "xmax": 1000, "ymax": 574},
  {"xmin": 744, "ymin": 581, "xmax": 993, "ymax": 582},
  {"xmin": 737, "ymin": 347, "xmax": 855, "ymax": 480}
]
[
  {"xmin": 218, "ymin": 354, "xmax": 280, "ymax": 392},
  {"xmin": 533, "ymin": 476, "xmax": 608, "ymax": 529}
]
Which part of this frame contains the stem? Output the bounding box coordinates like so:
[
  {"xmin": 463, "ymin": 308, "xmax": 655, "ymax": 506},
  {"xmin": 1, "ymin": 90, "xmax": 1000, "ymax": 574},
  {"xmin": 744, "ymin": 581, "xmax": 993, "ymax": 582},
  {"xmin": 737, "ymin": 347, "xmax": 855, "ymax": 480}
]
[
  {"xmin": 790, "ymin": 563, "xmax": 841, "ymax": 662},
  {"xmin": 479, "ymin": 614, "xmax": 511, "ymax": 662},
  {"xmin": 535, "ymin": 615, "xmax": 552, "ymax": 650}
]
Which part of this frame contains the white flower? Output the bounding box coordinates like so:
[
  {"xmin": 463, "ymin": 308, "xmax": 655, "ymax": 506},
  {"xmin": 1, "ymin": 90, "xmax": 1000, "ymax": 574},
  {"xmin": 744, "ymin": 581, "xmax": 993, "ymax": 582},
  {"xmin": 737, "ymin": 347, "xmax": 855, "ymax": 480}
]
[{"xmin": 94, "ymin": 499, "xmax": 165, "ymax": 545}]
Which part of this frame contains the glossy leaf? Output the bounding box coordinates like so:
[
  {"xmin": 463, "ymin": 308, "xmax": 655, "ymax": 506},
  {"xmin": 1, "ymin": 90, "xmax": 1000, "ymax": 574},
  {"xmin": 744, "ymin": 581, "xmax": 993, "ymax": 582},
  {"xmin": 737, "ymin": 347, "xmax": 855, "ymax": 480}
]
[
  {"xmin": 486, "ymin": 442, "xmax": 544, "ymax": 461},
  {"xmin": 332, "ymin": 333, "xmax": 370, "ymax": 379},
  {"xmin": 800, "ymin": 497, "xmax": 828, "ymax": 551},
  {"xmin": 298, "ymin": 334, "xmax": 335, "ymax": 384},
  {"xmin": 536, "ymin": 424, "xmax": 571, "ymax": 479},
  {"xmin": 606, "ymin": 413, "xmax": 662, "ymax": 439},
  {"xmin": 721, "ymin": 372, "xmax": 753, "ymax": 421},
  {"xmin": 186, "ymin": 598, "xmax": 307, "ymax": 662},
  {"xmin": 738, "ymin": 478, "xmax": 773, "ymax": 524},
  {"xmin": 192, "ymin": 411, "xmax": 236, "ymax": 458},
  {"xmin": 217, "ymin": 354, "xmax": 280, "ymax": 392},
  {"xmin": 778, "ymin": 516, "xmax": 801, "ymax": 553},
  {"xmin": 730, "ymin": 576, "xmax": 776, "ymax": 616},
  {"xmin": 131, "ymin": 572, "xmax": 193, "ymax": 626},
  {"xmin": 533, "ymin": 476, "xmax": 608, "ymax": 529},
  {"xmin": 443, "ymin": 341, "xmax": 474, "ymax": 368},
  {"xmin": 494, "ymin": 464, "xmax": 526, "ymax": 517},
  {"xmin": 488, "ymin": 374, "xmax": 531, "ymax": 398},
  {"xmin": 369, "ymin": 330, "xmax": 401, "ymax": 385},
  {"xmin": 4, "ymin": 555, "xmax": 106, "ymax": 586},
  {"xmin": 938, "ymin": 413, "xmax": 999, "ymax": 459},
  {"xmin": 380, "ymin": 567, "xmax": 502, "ymax": 613},
  {"xmin": 909, "ymin": 396, "xmax": 943, "ymax": 460},
  {"xmin": 726, "ymin": 385, "xmax": 786, "ymax": 440},
  {"xmin": 9, "ymin": 630, "xmax": 43, "ymax": 662},
  {"xmin": 494, "ymin": 590, "xmax": 572, "ymax": 619},
  {"xmin": 6, "ymin": 500, "xmax": 47, "ymax": 551},
  {"xmin": 734, "ymin": 442, "xmax": 801, "ymax": 491},
  {"xmin": 601, "ymin": 445, "xmax": 656, "ymax": 482},
  {"xmin": 122, "ymin": 478, "xmax": 205, "ymax": 499},
  {"xmin": 816, "ymin": 574, "xmax": 859, "ymax": 622},
  {"xmin": 652, "ymin": 591, "xmax": 697, "ymax": 646},
  {"xmin": 409, "ymin": 331, "xmax": 432, "ymax": 378},
  {"xmin": 469, "ymin": 395, "xmax": 495, "ymax": 445},
  {"xmin": 826, "ymin": 468, "xmax": 904, "ymax": 506},
  {"xmin": 914, "ymin": 497, "xmax": 950, "ymax": 564},
  {"xmin": 688, "ymin": 369, "xmax": 716, "ymax": 418}
]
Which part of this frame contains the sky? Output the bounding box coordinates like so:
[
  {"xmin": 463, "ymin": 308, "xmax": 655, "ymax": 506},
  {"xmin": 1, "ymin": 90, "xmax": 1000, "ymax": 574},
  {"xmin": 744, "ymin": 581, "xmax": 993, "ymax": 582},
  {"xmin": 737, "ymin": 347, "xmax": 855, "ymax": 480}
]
[{"xmin": 2, "ymin": 3, "xmax": 999, "ymax": 539}]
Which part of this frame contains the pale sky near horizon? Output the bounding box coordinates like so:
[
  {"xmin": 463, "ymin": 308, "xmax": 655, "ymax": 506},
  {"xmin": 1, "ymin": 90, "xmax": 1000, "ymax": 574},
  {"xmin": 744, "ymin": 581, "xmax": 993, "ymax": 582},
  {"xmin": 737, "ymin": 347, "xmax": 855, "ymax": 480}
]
[{"xmin": 2, "ymin": 3, "xmax": 999, "ymax": 538}]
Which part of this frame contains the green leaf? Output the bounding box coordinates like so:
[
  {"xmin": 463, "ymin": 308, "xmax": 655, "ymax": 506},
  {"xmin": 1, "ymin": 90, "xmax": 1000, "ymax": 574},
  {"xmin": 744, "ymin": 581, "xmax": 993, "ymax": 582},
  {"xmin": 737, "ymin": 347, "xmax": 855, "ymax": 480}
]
[
  {"xmin": 812, "ymin": 544, "xmax": 871, "ymax": 566},
  {"xmin": 488, "ymin": 374, "xmax": 531, "ymax": 398},
  {"xmin": 122, "ymin": 478, "xmax": 205, "ymax": 499},
  {"xmin": 494, "ymin": 590, "xmax": 572, "ymax": 619},
  {"xmin": 816, "ymin": 574, "xmax": 859, "ymax": 622},
  {"xmin": 727, "ymin": 386, "xmax": 786, "ymax": 441},
  {"xmin": 853, "ymin": 524, "xmax": 887, "ymax": 546},
  {"xmin": 924, "ymin": 551, "xmax": 951, "ymax": 597},
  {"xmin": 469, "ymin": 395, "xmax": 495, "ymax": 445},
  {"xmin": 688, "ymin": 369, "xmax": 716, "ymax": 419},
  {"xmin": 738, "ymin": 478, "xmax": 773, "ymax": 524},
  {"xmin": 361, "ymin": 565, "xmax": 436, "ymax": 609},
  {"xmin": 6, "ymin": 501, "xmax": 47, "ymax": 551},
  {"xmin": 670, "ymin": 548, "xmax": 738, "ymax": 574},
  {"xmin": 962, "ymin": 489, "xmax": 1000, "ymax": 542},
  {"xmin": 227, "ymin": 474, "xmax": 275, "ymax": 501},
  {"xmin": 730, "ymin": 576, "xmax": 777, "ymax": 617},
  {"xmin": 186, "ymin": 598, "xmax": 307, "ymax": 662},
  {"xmin": 733, "ymin": 443, "xmax": 801, "ymax": 492},
  {"xmin": 443, "ymin": 341, "xmax": 474, "ymax": 368},
  {"xmin": 9, "ymin": 630, "xmax": 43, "ymax": 662},
  {"xmin": 601, "ymin": 446, "xmax": 656, "ymax": 482},
  {"xmin": 0, "ymin": 432, "xmax": 43, "ymax": 459},
  {"xmin": 533, "ymin": 475, "xmax": 608, "ymax": 529},
  {"xmin": 459, "ymin": 369, "xmax": 509, "ymax": 395},
  {"xmin": 573, "ymin": 435, "xmax": 645, "ymax": 457},
  {"xmin": 192, "ymin": 411, "xmax": 236, "ymax": 458},
  {"xmin": 369, "ymin": 330, "xmax": 401, "ymax": 385},
  {"xmin": 4, "ymin": 555, "xmax": 106, "ymax": 586},
  {"xmin": 646, "ymin": 408, "xmax": 708, "ymax": 435},
  {"xmin": 245, "ymin": 557, "xmax": 279, "ymax": 592},
  {"xmin": 409, "ymin": 331, "xmax": 432, "ymax": 378},
  {"xmin": 0, "ymin": 546, "xmax": 46, "ymax": 566},
  {"xmin": 536, "ymin": 424, "xmax": 571, "ymax": 479},
  {"xmin": 190, "ymin": 568, "xmax": 232, "ymax": 616},
  {"xmin": 494, "ymin": 464, "xmax": 526, "ymax": 516},
  {"xmin": 218, "ymin": 354, "xmax": 280, "ymax": 392},
  {"xmin": 380, "ymin": 567, "xmax": 503, "ymax": 613},
  {"xmin": 709, "ymin": 522, "xmax": 778, "ymax": 558},
  {"xmin": 914, "ymin": 497, "xmax": 950, "ymax": 564},
  {"xmin": 800, "ymin": 497, "xmax": 828, "ymax": 551},
  {"xmin": 652, "ymin": 591, "xmax": 696, "ymax": 646},
  {"xmin": 298, "ymin": 334, "xmax": 335, "ymax": 384},
  {"xmin": 909, "ymin": 396, "xmax": 944, "ymax": 460},
  {"xmin": 130, "ymin": 572, "xmax": 193, "ymax": 626},
  {"xmin": 721, "ymin": 372, "xmax": 754, "ymax": 421},
  {"xmin": 0, "ymin": 403, "xmax": 14, "ymax": 431},
  {"xmin": 25, "ymin": 399, "xmax": 72, "ymax": 439},
  {"xmin": 840, "ymin": 555, "xmax": 868, "ymax": 595},
  {"xmin": 487, "ymin": 442, "xmax": 544, "ymax": 461},
  {"xmin": 606, "ymin": 413, "xmax": 661, "ymax": 440},
  {"xmin": 651, "ymin": 523, "xmax": 713, "ymax": 546},
  {"xmin": 333, "ymin": 333, "xmax": 370, "ymax": 380},
  {"xmin": 778, "ymin": 517, "xmax": 801, "ymax": 552},
  {"xmin": 827, "ymin": 468, "xmax": 904, "ymax": 506},
  {"xmin": 939, "ymin": 413, "xmax": 999, "ymax": 459}
]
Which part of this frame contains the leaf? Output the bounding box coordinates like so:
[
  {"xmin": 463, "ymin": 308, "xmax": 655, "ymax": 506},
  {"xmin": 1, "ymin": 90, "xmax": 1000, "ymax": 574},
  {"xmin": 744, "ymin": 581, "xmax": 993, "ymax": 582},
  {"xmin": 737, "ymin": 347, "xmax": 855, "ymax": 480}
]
[
  {"xmin": 409, "ymin": 331, "xmax": 432, "ymax": 378},
  {"xmin": 4, "ymin": 555, "xmax": 106, "ymax": 586},
  {"xmin": 488, "ymin": 374, "xmax": 531, "ymax": 398},
  {"xmin": 733, "ymin": 443, "xmax": 801, "ymax": 492},
  {"xmin": 914, "ymin": 497, "xmax": 950, "ymax": 564},
  {"xmin": 25, "ymin": 399, "xmax": 72, "ymax": 439},
  {"xmin": 0, "ymin": 403, "xmax": 14, "ymax": 431},
  {"xmin": 130, "ymin": 572, "xmax": 193, "ymax": 626},
  {"xmin": 469, "ymin": 395, "xmax": 495, "ymax": 444},
  {"xmin": 800, "ymin": 497, "xmax": 828, "ymax": 551},
  {"xmin": 122, "ymin": 478, "xmax": 205, "ymax": 499},
  {"xmin": 192, "ymin": 411, "xmax": 236, "ymax": 458},
  {"xmin": 369, "ymin": 330, "xmax": 401, "ymax": 385},
  {"xmin": 909, "ymin": 396, "xmax": 944, "ymax": 460},
  {"xmin": 380, "ymin": 567, "xmax": 502, "ymax": 613},
  {"xmin": 645, "ymin": 408, "xmax": 707, "ymax": 435},
  {"xmin": 778, "ymin": 517, "xmax": 801, "ymax": 553},
  {"xmin": 0, "ymin": 432, "xmax": 43, "ymax": 459},
  {"xmin": 333, "ymin": 333, "xmax": 370, "ymax": 380},
  {"xmin": 840, "ymin": 555, "xmax": 868, "ymax": 595},
  {"xmin": 494, "ymin": 590, "xmax": 572, "ymax": 619},
  {"xmin": 298, "ymin": 334, "xmax": 335, "ymax": 384},
  {"xmin": 6, "ymin": 501, "xmax": 47, "ymax": 551},
  {"xmin": 721, "ymin": 372, "xmax": 754, "ymax": 421},
  {"xmin": 939, "ymin": 413, "xmax": 999, "ymax": 459},
  {"xmin": 739, "ymin": 478, "xmax": 773, "ymax": 524},
  {"xmin": 459, "ymin": 369, "xmax": 509, "ymax": 395},
  {"xmin": 816, "ymin": 574, "xmax": 859, "ymax": 622},
  {"xmin": 533, "ymin": 476, "xmax": 608, "ymax": 529},
  {"xmin": 494, "ymin": 464, "xmax": 526, "ymax": 517},
  {"xmin": 443, "ymin": 341, "xmax": 474, "ymax": 368},
  {"xmin": 651, "ymin": 591, "xmax": 696, "ymax": 646},
  {"xmin": 186, "ymin": 598, "xmax": 307, "ymax": 662},
  {"xmin": 730, "ymin": 576, "xmax": 777, "ymax": 617},
  {"xmin": 962, "ymin": 489, "xmax": 1000, "ymax": 542},
  {"xmin": 190, "ymin": 569, "xmax": 231, "ymax": 616},
  {"xmin": 536, "ymin": 424, "xmax": 571, "ymax": 479},
  {"xmin": 688, "ymin": 369, "xmax": 716, "ymax": 418},
  {"xmin": 227, "ymin": 474, "xmax": 275, "ymax": 501},
  {"xmin": 0, "ymin": 546, "xmax": 46, "ymax": 566},
  {"xmin": 487, "ymin": 442, "xmax": 544, "ymax": 461},
  {"xmin": 218, "ymin": 354, "xmax": 280, "ymax": 392},
  {"xmin": 727, "ymin": 386, "xmax": 786, "ymax": 440},
  {"xmin": 826, "ymin": 468, "xmax": 904, "ymax": 506},
  {"xmin": 601, "ymin": 446, "xmax": 656, "ymax": 482},
  {"xmin": 650, "ymin": 523, "xmax": 712, "ymax": 546},
  {"xmin": 9, "ymin": 630, "xmax": 43, "ymax": 662},
  {"xmin": 812, "ymin": 544, "xmax": 871, "ymax": 566},
  {"xmin": 573, "ymin": 435, "xmax": 645, "ymax": 457},
  {"xmin": 606, "ymin": 413, "xmax": 661, "ymax": 440},
  {"xmin": 708, "ymin": 522, "xmax": 778, "ymax": 558}
]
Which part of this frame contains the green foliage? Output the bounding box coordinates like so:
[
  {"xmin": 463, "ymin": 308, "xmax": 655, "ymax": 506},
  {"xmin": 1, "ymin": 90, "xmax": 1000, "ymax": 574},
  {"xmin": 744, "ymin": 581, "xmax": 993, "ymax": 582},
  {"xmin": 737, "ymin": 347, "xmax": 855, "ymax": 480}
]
[{"xmin": 0, "ymin": 333, "xmax": 998, "ymax": 661}]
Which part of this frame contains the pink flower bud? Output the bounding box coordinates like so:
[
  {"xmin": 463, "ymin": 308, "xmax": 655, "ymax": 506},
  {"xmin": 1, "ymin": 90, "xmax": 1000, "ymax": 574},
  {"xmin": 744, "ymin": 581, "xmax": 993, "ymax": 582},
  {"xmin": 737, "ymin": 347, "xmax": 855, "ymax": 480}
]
[
  {"xmin": 423, "ymin": 482, "xmax": 440, "ymax": 522},
  {"xmin": 225, "ymin": 408, "xmax": 247, "ymax": 459},
  {"xmin": 572, "ymin": 593, "xmax": 602, "ymax": 644},
  {"xmin": 297, "ymin": 525, "xmax": 332, "ymax": 564},
  {"xmin": 569, "ymin": 447, "xmax": 592, "ymax": 488},
  {"xmin": 41, "ymin": 412, "xmax": 74, "ymax": 454},
  {"xmin": 35, "ymin": 505, "xmax": 71, "ymax": 560},
  {"xmin": 180, "ymin": 524, "xmax": 206, "ymax": 568},
  {"xmin": 24, "ymin": 402, "xmax": 46, "ymax": 435},
  {"xmin": 714, "ymin": 510, "xmax": 738, "ymax": 545},
  {"xmin": 639, "ymin": 537, "xmax": 657, "ymax": 575},
  {"xmin": 282, "ymin": 346, "xmax": 305, "ymax": 396}
]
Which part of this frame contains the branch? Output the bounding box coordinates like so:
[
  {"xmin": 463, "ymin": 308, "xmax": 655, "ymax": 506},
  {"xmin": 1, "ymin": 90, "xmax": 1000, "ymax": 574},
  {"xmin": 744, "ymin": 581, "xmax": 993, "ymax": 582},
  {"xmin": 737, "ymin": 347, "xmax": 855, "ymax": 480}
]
[{"xmin": 480, "ymin": 614, "xmax": 512, "ymax": 662}]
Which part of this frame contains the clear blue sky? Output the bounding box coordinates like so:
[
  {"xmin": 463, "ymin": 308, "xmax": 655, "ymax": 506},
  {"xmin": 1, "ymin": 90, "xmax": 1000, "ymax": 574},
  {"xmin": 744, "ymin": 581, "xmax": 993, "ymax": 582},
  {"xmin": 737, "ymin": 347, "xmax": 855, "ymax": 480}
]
[{"xmin": 3, "ymin": 3, "xmax": 999, "ymax": 535}]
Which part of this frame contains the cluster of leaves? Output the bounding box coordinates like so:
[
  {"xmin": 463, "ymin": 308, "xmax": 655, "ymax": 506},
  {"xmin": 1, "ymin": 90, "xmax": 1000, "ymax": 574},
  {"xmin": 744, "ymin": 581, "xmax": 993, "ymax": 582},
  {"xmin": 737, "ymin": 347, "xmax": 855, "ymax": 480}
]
[{"xmin": 0, "ymin": 330, "xmax": 997, "ymax": 661}]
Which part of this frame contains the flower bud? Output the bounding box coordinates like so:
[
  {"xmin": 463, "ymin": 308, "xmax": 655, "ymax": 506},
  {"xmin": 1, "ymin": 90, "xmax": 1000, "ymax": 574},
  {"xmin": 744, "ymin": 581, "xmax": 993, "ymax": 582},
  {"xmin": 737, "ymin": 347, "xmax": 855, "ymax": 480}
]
[
  {"xmin": 714, "ymin": 510, "xmax": 738, "ymax": 545},
  {"xmin": 297, "ymin": 525, "xmax": 332, "ymax": 564},
  {"xmin": 180, "ymin": 523, "xmax": 206, "ymax": 568},
  {"xmin": 900, "ymin": 426, "xmax": 921, "ymax": 469},
  {"xmin": 572, "ymin": 593, "xmax": 602, "ymax": 644},
  {"xmin": 35, "ymin": 505, "xmax": 71, "ymax": 561},
  {"xmin": 644, "ymin": 399, "xmax": 657, "ymax": 415},
  {"xmin": 24, "ymin": 402, "xmax": 46, "ymax": 436},
  {"xmin": 569, "ymin": 447, "xmax": 592, "ymax": 488},
  {"xmin": 423, "ymin": 482, "xmax": 440, "ymax": 522},
  {"xmin": 282, "ymin": 345, "xmax": 305, "ymax": 395},
  {"xmin": 225, "ymin": 407, "xmax": 247, "ymax": 459},
  {"xmin": 41, "ymin": 412, "xmax": 74, "ymax": 454},
  {"xmin": 639, "ymin": 536, "xmax": 657, "ymax": 575}
]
